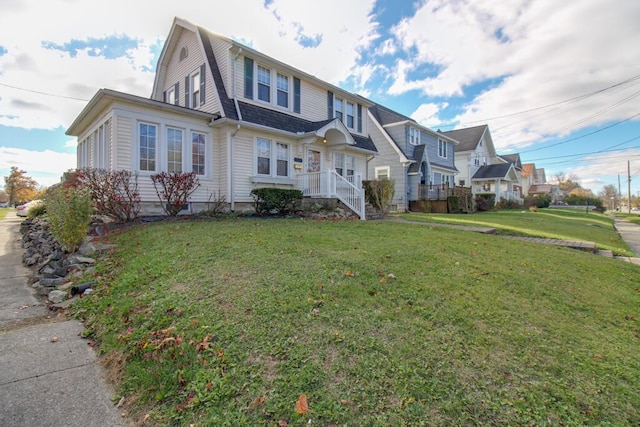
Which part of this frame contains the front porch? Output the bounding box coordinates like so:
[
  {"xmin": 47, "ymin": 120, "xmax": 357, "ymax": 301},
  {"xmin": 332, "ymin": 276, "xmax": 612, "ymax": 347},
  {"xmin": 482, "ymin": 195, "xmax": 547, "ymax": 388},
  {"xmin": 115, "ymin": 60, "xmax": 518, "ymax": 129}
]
[
  {"xmin": 299, "ymin": 169, "xmax": 366, "ymax": 220},
  {"xmin": 410, "ymin": 184, "xmax": 473, "ymax": 213}
]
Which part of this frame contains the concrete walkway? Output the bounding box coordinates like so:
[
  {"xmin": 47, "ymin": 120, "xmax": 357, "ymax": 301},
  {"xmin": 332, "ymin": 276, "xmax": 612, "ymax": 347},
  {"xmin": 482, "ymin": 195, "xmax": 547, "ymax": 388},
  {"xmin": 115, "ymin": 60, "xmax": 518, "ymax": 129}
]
[
  {"xmin": 0, "ymin": 211, "xmax": 124, "ymax": 427},
  {"xmin": 388, "ymin": 215, "xmax": 640, "ymax": 262}
]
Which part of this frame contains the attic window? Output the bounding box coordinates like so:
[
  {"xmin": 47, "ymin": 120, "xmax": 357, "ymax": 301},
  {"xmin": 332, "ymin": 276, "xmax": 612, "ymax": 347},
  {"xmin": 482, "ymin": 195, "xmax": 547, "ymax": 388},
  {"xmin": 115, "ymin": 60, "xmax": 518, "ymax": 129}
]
[{"xmin": 179, "ymin": 47, "xmax": 188, "ymax": 62}]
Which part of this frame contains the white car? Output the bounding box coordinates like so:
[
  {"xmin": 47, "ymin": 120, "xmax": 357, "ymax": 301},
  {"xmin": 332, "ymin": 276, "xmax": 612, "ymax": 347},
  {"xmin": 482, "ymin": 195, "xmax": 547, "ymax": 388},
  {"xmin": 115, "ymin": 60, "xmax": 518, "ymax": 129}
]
[{"xmin": 16, "ymin": 200, "xmax": 43, "ymax": 217}]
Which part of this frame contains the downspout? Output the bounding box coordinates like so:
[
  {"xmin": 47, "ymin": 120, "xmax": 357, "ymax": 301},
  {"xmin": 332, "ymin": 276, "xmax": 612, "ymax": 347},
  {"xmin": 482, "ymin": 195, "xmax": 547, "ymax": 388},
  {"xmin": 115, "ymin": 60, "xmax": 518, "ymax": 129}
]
[{"xmin": 229, "ymin": 47, "xmax": 243, "ymax": 212}]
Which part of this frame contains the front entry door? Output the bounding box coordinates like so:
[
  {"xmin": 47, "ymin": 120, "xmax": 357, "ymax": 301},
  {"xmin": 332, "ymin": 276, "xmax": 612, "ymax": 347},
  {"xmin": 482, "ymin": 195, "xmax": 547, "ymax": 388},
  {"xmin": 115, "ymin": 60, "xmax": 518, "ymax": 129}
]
[{"xmin": 307, "ymin": 148, "xmax": 321, "ymax": 173}]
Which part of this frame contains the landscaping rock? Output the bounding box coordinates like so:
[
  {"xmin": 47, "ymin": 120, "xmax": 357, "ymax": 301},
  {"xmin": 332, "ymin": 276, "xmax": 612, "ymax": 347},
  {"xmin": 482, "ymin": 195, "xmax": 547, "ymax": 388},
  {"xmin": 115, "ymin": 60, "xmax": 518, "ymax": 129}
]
[{"xmin": 48, "ymin": 290, "xmax": 67, "ymax": 304}]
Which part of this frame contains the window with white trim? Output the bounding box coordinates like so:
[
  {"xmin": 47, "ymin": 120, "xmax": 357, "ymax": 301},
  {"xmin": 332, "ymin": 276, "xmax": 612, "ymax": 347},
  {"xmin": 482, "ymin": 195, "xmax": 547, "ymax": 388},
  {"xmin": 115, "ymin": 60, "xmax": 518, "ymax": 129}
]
[
  {"xmin": 192, "ymin": 132, "xmax": 206, "ymax": 175},
  {"xmin": 346, "ymin": 102, "xmax": 355, "ymax": 129},
  {"xmin": 91, "ymin": 120, "xmax": 110, "ymax": 169},
  {"xmin": 438, "ymin": 139, "xmax": 448, "ymax": 158},
  {"xmin": 333, "ymin": 153, "xmax": 356, "ymax": 177},
  {"xmin": 257, "ymin": 65, "xmax": 271, "ymax": 102},
  {"xmin": 191, "ymin": 70, "xmax": 201, "ymax": 108},
  {"xmin": 375, "ymin": 166, "xmax": 390, "ymax": 179},
  {"xmin": 334, "ymin": 97, "xmax": 344, "ymax": 121},
  {"xmin": 276, "ymin": 73, "xmax": 289, "ymax": 108},
  {"xmin": 139, "ymin": 123, "xmax": 157, "ymax": 172},
  {"xmin": 167, "ymin": 127, "xmax": 183, "ymax": 173},
  {"xmin": 256, "ymin": 138, "xmax": 289, "ymax": 177},
  {"xmin": 167, "ymin": 87, "xmax": 176, "ymax": 105},
  {"xmin": 409, "ymin": 127, "xmax": 420, "ymax": 145}
]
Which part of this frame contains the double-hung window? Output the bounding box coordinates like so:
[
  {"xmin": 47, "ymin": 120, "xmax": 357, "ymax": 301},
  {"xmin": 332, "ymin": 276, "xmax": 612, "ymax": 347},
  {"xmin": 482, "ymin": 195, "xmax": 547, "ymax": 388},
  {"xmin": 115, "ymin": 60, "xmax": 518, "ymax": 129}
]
[
  {"xmin": 346, "ymin": 102, "xmax": 355, "ymax": 129},
  {"xmin": 334, "ymin": 97, "xmax": 344, "ymax": 121},
  {"xmin": 192, "ymin": 132, "xmax": 206, "ymax": 175},
  {"xmin": 409, "ymin": 127, "xmax": 420, "ymax": 145},
  {"xmin": 167, "ymin": 87, "xmax": 176, "ymax": 105},
  {"xmin": 139, "ymin": 123, "xmax": 157, "ymax": 172},
  {"xmin": 191, "ymin": 70, "xmax": 201, "ymax": 108},
  {"xmin": 257, "ymin": 138, "xmax": 271, "ymax": 175},
  {"xmin": 277, "ymin": 73, "xmax": 289, "ymax": 108},
  {"xmin": 438, "ymin": 139, "xmax": 448, "ymax": 158},
  {"xmin": 167, "ymin": 127, "xmax": 183, "ymax": 173},
  {"xmin": 256, "ymin": 138, "xmax": 289, "ymax": 177},
  {"xmin": 333, "ymin": 153, "xmax": 356, "ymax": 177},
  {"xmin": 258, "ymin": 66, "xmax": 271, "ymax": 102}
]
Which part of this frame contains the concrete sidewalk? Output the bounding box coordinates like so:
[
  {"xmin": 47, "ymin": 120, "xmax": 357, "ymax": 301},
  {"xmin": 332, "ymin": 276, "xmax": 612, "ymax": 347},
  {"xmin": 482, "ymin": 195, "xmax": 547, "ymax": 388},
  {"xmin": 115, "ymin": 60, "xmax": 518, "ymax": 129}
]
[{"xmin": 0, "ymin": 211, "xmax": 124, "ymax": 427}]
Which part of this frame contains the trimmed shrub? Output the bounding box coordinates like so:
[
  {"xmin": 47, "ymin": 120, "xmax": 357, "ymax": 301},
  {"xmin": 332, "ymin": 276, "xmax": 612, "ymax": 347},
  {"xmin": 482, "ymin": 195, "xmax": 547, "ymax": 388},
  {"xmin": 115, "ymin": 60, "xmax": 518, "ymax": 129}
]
[
  {"xmin": 524, "ymin": 194, "xmax": 551, "ymax": 208},
  {"xmin": 447, "ymin": 196, "xmax": 460, "ymax": 213},
  {"xmin": 474, "ymin": 193, "xmax": 495, "ymax": 211},
  {"xmin": 250, "ymin": 188, "xmax": 303, "ymax": 215},
  {"xmin": 151, "ymin": 172, "xmax": 200, "ymax": 216},
  {"xmin": 77, "ymin": 168, "xmax": 141, "ymax": 222},
  {"xmin": 495, "ymin": 198, "xmax": 522, "ymax": 210},
  {"xmin": 47, "ymin": 186, "xmax": 93, "ymax": 253},
  {"xmin": 362, "ymin": 179, "xmax": 395, "ymax": 216}
]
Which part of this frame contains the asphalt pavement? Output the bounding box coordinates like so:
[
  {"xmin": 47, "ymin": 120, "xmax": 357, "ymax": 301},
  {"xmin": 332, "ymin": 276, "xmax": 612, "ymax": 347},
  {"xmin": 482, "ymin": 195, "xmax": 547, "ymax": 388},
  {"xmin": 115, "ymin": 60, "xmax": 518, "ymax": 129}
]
[{"xmin": 0, "ymin": 211, "xmax": 124, "ymax": 427}]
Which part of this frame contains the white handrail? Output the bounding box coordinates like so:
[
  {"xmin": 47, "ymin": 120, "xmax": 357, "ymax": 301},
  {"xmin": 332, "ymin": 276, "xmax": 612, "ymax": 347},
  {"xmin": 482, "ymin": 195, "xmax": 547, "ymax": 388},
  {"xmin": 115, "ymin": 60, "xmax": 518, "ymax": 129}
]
[{"xmin": 301, "ymin": 170, "xmax": 365, "ymax": 219}]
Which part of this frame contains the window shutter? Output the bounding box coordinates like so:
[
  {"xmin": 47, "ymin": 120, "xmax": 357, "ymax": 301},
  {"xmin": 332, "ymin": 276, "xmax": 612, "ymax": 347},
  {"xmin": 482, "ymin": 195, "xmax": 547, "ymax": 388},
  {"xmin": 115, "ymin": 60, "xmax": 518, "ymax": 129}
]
[
  {"xmin": 200, "ymin": 64, "xmax": 206, "ymax": 105},
  {"xmin": 327, "ymin": 91, "xmax": 333, "ymax": 118},
  {"xmin": 184, "ymin": 76, "xmax": 190, "ymax": 108},
  {"xmin": 174, "ymin": 83, "xmax": 179, "ymax": 105},
  {"xmin": 293, "ymin": 77, "xmax": 301, "ymax": 114},
  {"xmin": 357, "ymin": 104, "xmax": 362, "ymax": 133},
  {"xmin": 244, "ymin": 57, "xmax": 254, "ymax": 99},
  {"xmin": 163, "ymin": 90, "xmax": 167, "ymax": 103}
]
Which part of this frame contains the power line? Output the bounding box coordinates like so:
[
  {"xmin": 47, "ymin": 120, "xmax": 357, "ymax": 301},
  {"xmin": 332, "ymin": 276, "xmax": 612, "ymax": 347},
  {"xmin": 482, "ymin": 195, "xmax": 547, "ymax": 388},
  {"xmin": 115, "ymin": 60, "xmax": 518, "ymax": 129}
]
[
  {"xmin": 0, "ymin": 82, "xmax": 89, "ymax": 101},
  {"xmin": 518, "ymin": 113, "xmax": 640, "ymax": 154},
  {"xmin": 431, "ymin": 73, "xmax": 640, "ymax": 129}
]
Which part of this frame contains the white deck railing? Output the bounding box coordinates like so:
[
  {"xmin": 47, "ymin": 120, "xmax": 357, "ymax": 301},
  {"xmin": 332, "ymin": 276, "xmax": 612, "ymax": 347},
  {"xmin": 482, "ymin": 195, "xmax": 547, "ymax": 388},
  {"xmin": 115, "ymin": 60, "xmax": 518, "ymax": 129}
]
[{"xmin": 301, "ymin": 170, "xmax": 366, "ymax": 220}]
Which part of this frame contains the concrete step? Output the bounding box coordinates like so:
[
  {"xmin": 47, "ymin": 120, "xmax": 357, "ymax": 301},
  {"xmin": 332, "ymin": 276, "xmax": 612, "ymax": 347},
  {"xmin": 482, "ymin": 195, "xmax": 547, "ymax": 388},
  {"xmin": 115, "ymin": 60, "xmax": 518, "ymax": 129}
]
[{"xmin": 596, "ymin": 250, "xmax": 614, "ymax": 258}]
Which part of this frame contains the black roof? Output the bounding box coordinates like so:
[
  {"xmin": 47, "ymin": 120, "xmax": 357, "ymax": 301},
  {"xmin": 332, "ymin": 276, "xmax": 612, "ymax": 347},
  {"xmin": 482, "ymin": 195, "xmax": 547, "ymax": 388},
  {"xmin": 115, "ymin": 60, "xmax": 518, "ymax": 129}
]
[
  {"xmin": 198, "ymin": 27, "xmax": 238, "ymax": 120},
  {"xmin": 238, "ymin": 101, "xmax": 377, "ymax": 153},
  {"xmin": 369, "ymin": 103, "xmax": 416, "ymax": 126},
  {"xmin": 472, "ymin": 163, "xmax": 512, "ymax": 180},
  {"xmin": 407, "ymin": 144, "xmax": 426, "ymax": 173}
]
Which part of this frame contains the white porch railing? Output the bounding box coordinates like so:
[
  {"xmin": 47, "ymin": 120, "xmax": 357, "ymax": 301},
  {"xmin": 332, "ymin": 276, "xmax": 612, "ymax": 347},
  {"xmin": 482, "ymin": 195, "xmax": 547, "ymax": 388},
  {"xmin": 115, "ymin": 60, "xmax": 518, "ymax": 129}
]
[{"xmin": 301, "ymin": 169, "xmax": 366, "ymax": 220}]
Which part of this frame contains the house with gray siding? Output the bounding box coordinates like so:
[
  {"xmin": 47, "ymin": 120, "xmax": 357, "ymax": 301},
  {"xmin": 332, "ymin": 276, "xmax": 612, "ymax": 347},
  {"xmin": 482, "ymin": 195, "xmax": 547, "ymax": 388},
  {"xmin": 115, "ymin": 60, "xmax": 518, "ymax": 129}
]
[{"xmin": 366, "ymin": 103, "xmax": 458, "ymax": 212}]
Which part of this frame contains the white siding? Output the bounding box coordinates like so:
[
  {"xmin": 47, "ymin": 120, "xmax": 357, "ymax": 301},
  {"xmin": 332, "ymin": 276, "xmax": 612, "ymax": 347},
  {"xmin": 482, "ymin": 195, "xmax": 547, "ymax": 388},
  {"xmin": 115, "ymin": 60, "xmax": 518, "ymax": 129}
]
[{"xmin": 115, "ymin": 115, "xmax": 132, "ymax": 170}]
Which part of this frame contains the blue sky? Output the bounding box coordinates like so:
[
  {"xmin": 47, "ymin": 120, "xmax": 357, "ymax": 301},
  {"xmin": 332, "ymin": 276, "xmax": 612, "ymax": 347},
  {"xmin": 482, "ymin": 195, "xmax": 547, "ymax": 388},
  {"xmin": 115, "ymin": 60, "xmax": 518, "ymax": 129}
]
[{"xmin": 1, "ymin": 0, "xmax": 640, "ymax": 197}]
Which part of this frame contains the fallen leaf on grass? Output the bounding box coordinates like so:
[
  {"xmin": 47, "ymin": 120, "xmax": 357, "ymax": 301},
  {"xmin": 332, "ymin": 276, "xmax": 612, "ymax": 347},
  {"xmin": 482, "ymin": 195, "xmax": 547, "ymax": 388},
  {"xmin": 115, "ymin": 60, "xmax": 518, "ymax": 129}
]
[
  {"xmin": 345, "ymin": 270, "xmax": 354, "ymax": 277},
  {"xmin": 295, "ymin": 394, "xmax": 309, "ymax": 414},
  {"xmin": 380, "ymin": 278, "xmax": 387, "ymax": 284},
  {"xmin": 278, "ymin": 420, "xmax": 288, "ymax": 427},
  {"xmin": 116, "ymin": 396, "xmax": 125, "ymax": 408}
]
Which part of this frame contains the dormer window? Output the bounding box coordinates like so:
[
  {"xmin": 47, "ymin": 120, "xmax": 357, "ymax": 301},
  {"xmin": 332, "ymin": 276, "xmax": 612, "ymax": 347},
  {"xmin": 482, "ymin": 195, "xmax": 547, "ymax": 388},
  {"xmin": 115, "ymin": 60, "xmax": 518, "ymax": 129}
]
[
  {"xmin": 257, "ymin": 65, "xmax": 271, "ymax": 102},
  {"xmin": 409, "ymin": 127, "xmax": 420, "ymax": 145}
]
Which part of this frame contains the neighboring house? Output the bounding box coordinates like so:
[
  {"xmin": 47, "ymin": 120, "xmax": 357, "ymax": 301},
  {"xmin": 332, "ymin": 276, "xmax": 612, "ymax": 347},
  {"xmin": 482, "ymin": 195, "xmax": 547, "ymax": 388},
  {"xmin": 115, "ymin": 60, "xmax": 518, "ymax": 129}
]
[
  {"xmin": 366, "ymin": 103, "xmax": 458, "ymax": 212},
  {"xmin": 67, "ymin": 17, "xmax": 377, "ymax": 218},
  {"xmin": 521, "ymin": 163, "xmax": 548, "ymax": 196},
  {"xmin": 498, "ymin": 153, "xmax": 523, "ymax": 200},
  {"xmin": 441, "ymin": 124, "xmax": 522, "ymax": 203}
]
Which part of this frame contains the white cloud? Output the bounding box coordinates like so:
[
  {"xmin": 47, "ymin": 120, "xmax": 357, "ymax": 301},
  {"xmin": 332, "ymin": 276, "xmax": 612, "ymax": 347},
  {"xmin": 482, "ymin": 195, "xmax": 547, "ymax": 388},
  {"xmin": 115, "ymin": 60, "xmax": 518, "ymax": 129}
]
[
  {"xmin": 411, "ymin": 103, "xmax": 447, "ymax": 128},
  {"xmin": 386, "ymin": 0, "xmax": 640, "ymax": 151},
  {"xmin": 0, "ymin": 0, "xmax": 377, "ymax": 131},
  {"xmin": 0, "ymin": 146, "xmax": 76, "ymax": 186}
]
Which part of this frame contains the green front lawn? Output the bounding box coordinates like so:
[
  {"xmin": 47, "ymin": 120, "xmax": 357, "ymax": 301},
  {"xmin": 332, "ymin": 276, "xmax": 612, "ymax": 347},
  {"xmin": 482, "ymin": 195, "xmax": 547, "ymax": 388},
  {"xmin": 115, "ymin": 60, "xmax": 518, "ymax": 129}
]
[
  {"xmin": 0, "ymin": 207, "xmax": 9, "ymax": 221},
  {"xmin": 73, "ymin": 218, "xmax": 640, "ymax": 425},
  {"xmin": 395, "ymin": 208, "xmax": 634, "ymax": 256}
]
